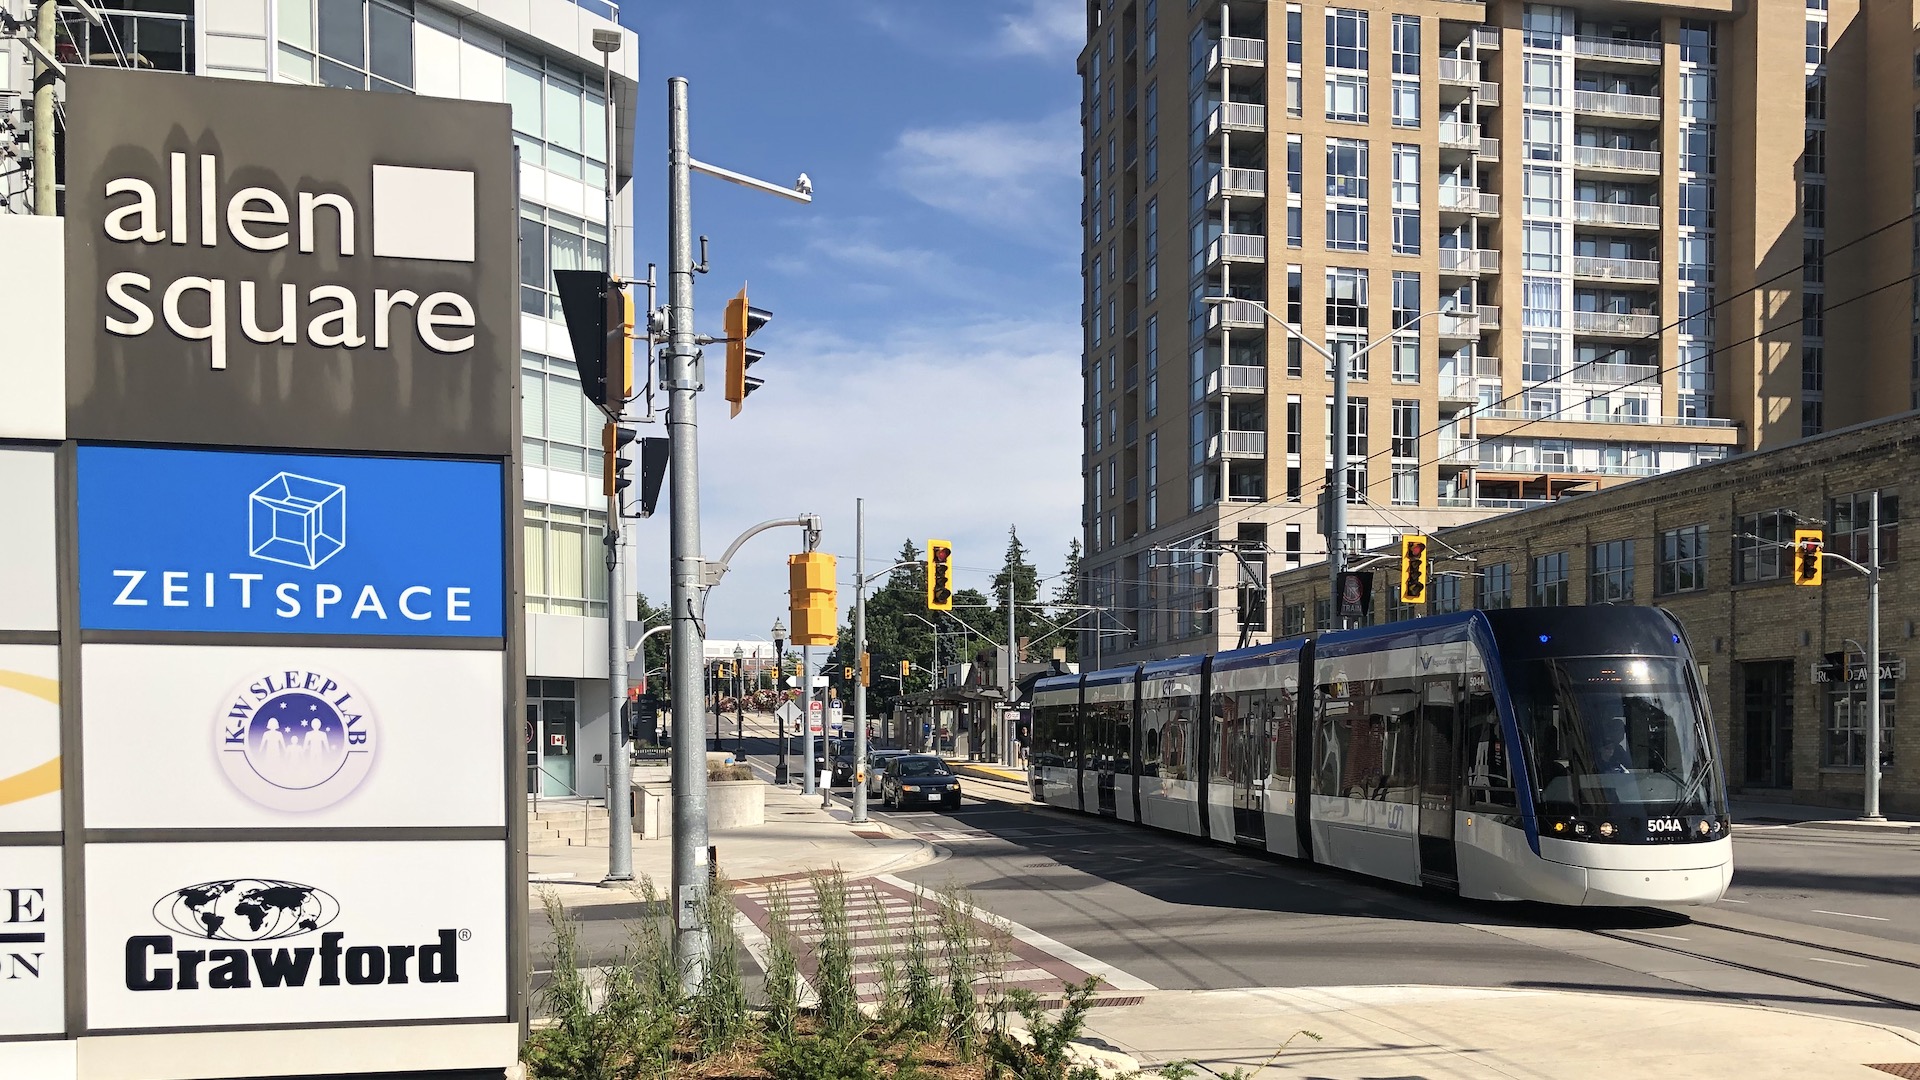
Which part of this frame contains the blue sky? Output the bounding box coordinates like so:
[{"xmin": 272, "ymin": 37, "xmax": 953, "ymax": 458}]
[{"xmin": 617, "ymin": 1, "xmax": 1086, "ymax": 649}]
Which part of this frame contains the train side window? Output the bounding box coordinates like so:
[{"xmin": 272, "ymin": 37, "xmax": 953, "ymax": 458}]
[
  {"xmin": 1461, "ymin": 684, "xmax": 1518, "ymax": 809},
  {"xmin": 1271, "ymin": 687, "xmax": 1296, "ymax": 792}
]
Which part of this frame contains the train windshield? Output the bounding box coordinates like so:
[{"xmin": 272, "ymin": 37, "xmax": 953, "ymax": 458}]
[{"xmin": 1506, "ymin": 657, "xmax": 1726, "ymax": 818}]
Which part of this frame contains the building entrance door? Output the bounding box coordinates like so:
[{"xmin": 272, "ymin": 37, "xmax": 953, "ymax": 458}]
[
  {"xmin": 1741, "ymin": 662, "xmax": 1793, "ymax": 789},
  {"xmin": 529, "ymin": 678, "xmax": 579, "ymax": 797}
]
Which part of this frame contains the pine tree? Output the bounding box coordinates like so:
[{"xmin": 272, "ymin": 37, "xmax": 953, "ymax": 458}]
[
  {"xmin": 990, "ymin": 526, "xmax": 1047, "ymax": 661},
  {"xmin": 1048, "ymin": 538, "xmax": 1083, "ymax": 665}
]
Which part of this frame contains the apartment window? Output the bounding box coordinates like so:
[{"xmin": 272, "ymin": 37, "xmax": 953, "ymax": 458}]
[
  {"xmin": 1523, "ymin": 54, "xmax": 1562, "ymax": 106},
  {"xmin": 1828, "ymin": 490, "xmax": 1900, "ymax": 563},
  {"xmin": 1329, "ymin": 333, "xmax": 1369, "ymax": 381},
  {"xmin": 1432, "ymin": 573, "xmax": 1460, "ymax": 614},
  {"xmin": 1326, "ymin": 73, "xmax": 1369, "ymax": 123},
  {"xmin": 1479, "ymin": 563, "xmax": 1512, "ymax": 609},
  {"xmin": 1145, "ymin": 198, "xmax": 1159, "ymax": 300},
  {"xmin": 279, "ymin": 0, "xmax": 415, "ymax": 91},
  {"xmin": 1522, "ymin": 167, "xmax": 1562, "ymax": 218},
  {"xmin": 1803, "ymin": 182, "xmax": 1825, "ymax": 231},
  {"xmin": 1392, "ymin": 338, "xmax": 1419, "ymax": 383},
  {"xmin": 1523, "ymin": 110, "xmax": 1563, "ymax": 161},
  {"xmin": 1734, "ymin": 509, "xmax": 1794, "ymax": 583},
  {"xmin": 1287, "ymin": 337, "xmax": 1303, "ymax": 378},
  {"xmin": 1145, "ymin": 316, "xmax": 1159, "ymax": 417},
  {"xmin": 1287, "ymin": 6, "xmax": 1302, "ymax": 63},
  {"xmin": 1326, "ymin": 267, "xmax": 1368, "ymax": 328},
  {"xmin": 524, "ymin": 503, "xmax": 608, "ymax": 617},
  {"xmin": 1326, "ymin": 397, "xmax": 1370, "ymax": 469},
  {"xmin": 1314, "ymin": 598, "xmax": 1332, "ymax": 630},
  {"xmin": 1327, "ymin": 139, "xmax": 1369, "ymax": 200},
  {"xmin": 1392, "ymin": 209, "xmax": 1419, "ymax": 255},
  {"xmin": 1329, "ymin": 204, "xmax": 1369, "ymax": 251},
  {"xmin": 1287, "ymin": 135, "xmax": 1303, "ymax": 195},
  {"xmin": 1392, "ymin": 80, "xmax": 1421, "ymax": 128},
  {"xmin": 504, "ymin": 52, "xmax": 611, "ymax": 188},
  {"xmin": 521, "ymin": 353, "xmax": 604, "ymax": 480},
  {"xmin": 1288, "ymin": 265, "xmax": 1304, "ymax": 323},
  {"xmin": 1806, "ymin": 19, "xmax": 1825, "ymax": 65},
  {"xmin": 1391, "ymin": 399, "xmax": 1419, "ymax": 458},
  {"xmin": 1144, "ymin": 82, "xmax": 1159, "ymax": 182},
  {"xmin": 1392, "ymin": 271, "xmax": 1420, "ymax": 328},
  {"xmin": 1807, "ymin": 76, "xmax": 1826, "ymax": 122},
  {"xmin": 1327, "ymin": 8, "xmax": 1368, "ymax": 69},
  {"xmin": 1392, "ymin": 14, "xmax": 1419, "ymax": 74},
  {"xmin": 1522, "ymin": 223, "xmax": 1562, "ymax": 272},
  {"xmin": 1531, "ymin": 552, "xmax": 1570, "ymax": 607},
  {"xmin": 1288, "ymin": 73, "xmax": 1304, "ymax": 118},
  {"xmin": 519, "ymin": 203, "xmax": 608, "ymax": 319},
  {"xmin": 1658, "ymin": 524, "xmax": 1709, "ymax": 595},
  {"xmin": 1589, "ymin": 539, "xmax": 1634, "ymax": 604},
  {"xmin": 1286, "ymin": 396, "xmax": 1303, "ymax": 454},
  {"xmin": 1523, "ymin": 5, "xmax": 1569, "ymax": 48}
]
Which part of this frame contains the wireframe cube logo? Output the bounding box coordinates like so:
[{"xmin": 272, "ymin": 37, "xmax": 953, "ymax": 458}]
[
  {"xmin": 249, "ymin": 473, "xmax": 346, "ymax": 571},
  {"xmin": 216, "ymin": 666, "xmax": 377, "ymax": 812}
]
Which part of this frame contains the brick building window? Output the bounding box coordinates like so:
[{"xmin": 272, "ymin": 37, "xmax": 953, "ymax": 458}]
[
  {"xmin": 1531, "ymin": 552, "xmax": 1570, "ymax": 606},
  {"xmin": 1659, "ymin": 524, "xmax": 1709, "ymax": 595},
  {"xmin": 1432, "ymin": 573, "xmax": 1461, "ymax": 613},
  {"xmin": 1479, "ymin": 562, "xmax": 1512, "ymax": 609},
  {"xmin": 1827, "ymin": 490, "xmax": 1899, "ymax": 564},
  {"xmin": 1283, "ymin": 602, "xmax": 1306, "ymax": 636},
  {"xmin": 1589, "ymin": 539, "xmax": 1634, "ymax": 603},
  {"xmin": 1314, "ymin": 598, "xmax": 1333, "ymax": 630},
  {"xmin": 1824, "ymin": 684, "xmax": 1895, "ymax": 769},
  {"xmin": 1735, "ymin": 509, "xmax": 1793, "ymax": 583}
]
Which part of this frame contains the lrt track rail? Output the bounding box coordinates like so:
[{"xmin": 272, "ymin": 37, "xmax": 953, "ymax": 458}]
[{"xmin": 1582, "ymin": 918, "xmax": 1920, "ymax": 1014}]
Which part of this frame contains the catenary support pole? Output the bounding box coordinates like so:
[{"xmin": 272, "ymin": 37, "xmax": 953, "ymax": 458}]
[
  {"xmin": 852, "ymin": 499, "xmax": 870, "ymax": 821},
  {"xmin": 1864, "ymin": 490, "xmax": 1883, "ymax": 820},
  {"xmin": 1005, "ymin": 583, "xmax": 1017, "ymax": 762},
  {"xmin": 32, "ymin": 0, "xmax": 56, "ymax": 214},
  {"xmin": 602, "ymin": 39, "xmax": 633, "ymax": 884},
  {"xmin": 800, "ymin": 643, "xmax": 814, "ymax": 794},
  {"xmin": 1329, "ymin": 346, "xmax": 1348, "ymax": 630},
  {"xmin": 665, "ymin": 76, "xmax": 710, "ymax": 988}
]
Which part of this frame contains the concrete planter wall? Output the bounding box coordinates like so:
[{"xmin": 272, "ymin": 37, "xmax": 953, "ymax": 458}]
[{"xmin": 632, "ymin": 777, "xmax": 766, "ymax": 839}]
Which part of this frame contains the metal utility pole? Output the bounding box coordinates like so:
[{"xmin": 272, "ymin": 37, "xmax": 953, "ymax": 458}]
[
  {"xmin": 1864, "ymin": 491, "xmax": 1884, "ymax": 820},
  {"xmin": 664, "ymin": 76, "xmax": 712, "ymax": 984},
  {"xmin": 800, "ymin": 643, "xmax": 814, "ymax": 794},
  {"xmin": 851, "ymin": 499, "xmax": 870, "ymax": 821},
  {"xmin": 1004, "ymin": 588, "xmax": 1017, "ymax": 764},
  {"xmin": 31, "ymin": 0, "xmax": 56, "ymax": 214}
]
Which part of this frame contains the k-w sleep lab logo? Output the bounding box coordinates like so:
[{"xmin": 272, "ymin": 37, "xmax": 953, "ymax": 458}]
[
  {"xmin": 77, "ymin": 446, "xmax": 504, "ymax": 637},
  {"xmin": 217, "ymin": 667, "xmax": 377, "ymax": 812}
]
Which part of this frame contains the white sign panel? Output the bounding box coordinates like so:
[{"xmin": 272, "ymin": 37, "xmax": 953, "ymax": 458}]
[
  {"xmin": 0, "ymin": 217, "xmax": 65, "ymax": 441},
  {"xmin": 85, "ymin": 840, "xmax": 506, "ymax": 1030},
  {"xmin": 82, "ymin": 645, "xmax": 504, "ymax": 829},
  {"xmin": 0, "ymin": 448, "xmax": 58, "ymax": 632},
  {"xmin": 0, "ymin": 845, "xmax": 66, "ymax": 1036},
  {"xmin": 0, "ymin": 645, "xmax": 61, "ymax": 833}
]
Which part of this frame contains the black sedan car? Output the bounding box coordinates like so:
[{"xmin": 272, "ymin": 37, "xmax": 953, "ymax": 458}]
[
  {"xmin": 832, "ymin": 747, "xmax": 908, "ymax": 788},
  {"xmin": 879, "ymin": 755, "xmax": 962, "ymax": 810}
]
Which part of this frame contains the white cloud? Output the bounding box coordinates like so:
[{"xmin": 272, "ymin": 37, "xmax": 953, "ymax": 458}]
[
  {"xmin": 885, "ymin": 111, "xmax": 1080, "ymax": 238},
  {"xmin": 632, "ymin": 314, "xmax": 1084, "ymax": 647},
  {"xmin": 992, "ymin": 0, "xmax": 1085, "ymax": 60}
]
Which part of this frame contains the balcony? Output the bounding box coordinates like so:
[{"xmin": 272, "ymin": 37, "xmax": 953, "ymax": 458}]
[
  {"xmin": 1438, "ymin": 248, "xmax": 1501, "ymax": 275},
  {"xmin": 1206, "ymin": 365, "xmax": 1268, "ymax": 396},
  {"xmin": 1438, "ymin": 124, "xmax": 1482, "ymax": 152},
  {"xmin": 1571, "ymin": 361, "xmax": 1661, "ymax": 386},
  {"xmin": 1571, "ymin": 144, "xmax": 1661, "ymax": 174},
  {"xmin": 1208, "ymin": 102, "xmax": 1268, "ymax": 138},
  {"xmin": 1436, "ymin": 311, "xmax": 1482, "ymax": 339},
  {"xmin": 1210, "ymin": 36, "xmax": 1268, "ymax": 72},
  {"xmin": 1207, "ymin": 431, "xmax": 1268, "ymax": 460},
  {"xmin": 1477, "ymin": 304, "xmax": 1502, "ymax": 330},
  {"xmin": 1572, "ymin": 200, "xmax": 1661, "ymax": 228},
  {"xmin": 1208, "ymin": 300, "xmax": 1267, "ymax": 331},
  {"xmin": 1439, "ymin": 57, "xmax": 1479, "ymax": 86},
  {"xmin": 1472, "ymin": 27, "xmax": 1501, "ymax": 50},
  {"xmin": 1472, "ymin": 407, "xmax": 1738, "ymax": 428},
  {"xmin": 54, "ymin": 10, "xmax": 192, "ymax": 72},
  {"xmin": 1574, "ymin": 89, "xmax": 1662, "ymax": 121},
  {"xmin": 1439, "ymin": 495, "xmax": 1553, "ymax": 509},
  {"xmin": 1206, "ymin": 233, "xmax": 1268, "ymax": 266},
  {"xmin": 1477, "ymin": 137, "xmax": 1501, "ymax": 162},
  {"xmin": 1207, "ymin": 167, "xmax": 1268, "ymax": 202},
  {"xmin": 1439, "ymin": 363, "xmax": 1498, "ymax": 402},
  {"xmin": 1572, "ymin": 256, "xmax": 1660, "ymax": 283},
  {"xmin": 1574, "ymin": 36, "xmax": 1662, "ymax": 63},
  {"xmin": 1437, "ymin": 187, "xmax": 1500, "ymax": 215},
  {"xmin": 1477, "ymin": 81, "xmax": 1501, "ymax": 107},
  {"xmin": 1570, "ymin": 310, "xmax": 1661, "ymax": 337}
]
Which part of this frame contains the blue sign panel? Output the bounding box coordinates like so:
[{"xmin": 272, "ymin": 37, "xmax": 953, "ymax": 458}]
[{"xmin": 78, "ymin": 446, "xmax": 504, "ymax": 637}]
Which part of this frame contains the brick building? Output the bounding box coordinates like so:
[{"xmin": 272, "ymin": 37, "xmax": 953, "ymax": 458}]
[{"xmin": 1267, "ymin": 412, "xmax": 1916, "ymax": 813}]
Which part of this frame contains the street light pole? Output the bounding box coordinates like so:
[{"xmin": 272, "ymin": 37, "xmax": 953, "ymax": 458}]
[
  {"xmin": 1865, "ymin": 491, "xmax": 1884, "ymax": 820},
  {"xmin": 852, "ymin": 498, "xmax": 871, "ymax": 822},
  {"xmin": 733, "ymin": 644, "xmax": 746, "ymax": 760},
  {"xmin": 1202, "ymin": 298, "xmax": 1448, "ymax": 629},
  {"xmin": 771, "ymin": 618, "xmax": 788, "ymax": 784}
]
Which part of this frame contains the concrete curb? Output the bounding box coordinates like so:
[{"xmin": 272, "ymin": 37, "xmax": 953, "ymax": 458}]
[{"xmin": 1789, "ymin": 819, "xmax": 1920, "ymax": 835}]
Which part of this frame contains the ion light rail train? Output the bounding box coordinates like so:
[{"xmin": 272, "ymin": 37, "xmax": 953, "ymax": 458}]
[{"xmin": 1030, "ymin": 606, "xmax": 1733, "ymax": 906}]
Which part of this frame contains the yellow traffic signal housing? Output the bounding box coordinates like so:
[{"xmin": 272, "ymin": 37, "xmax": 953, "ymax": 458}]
[
  {"xmin": 788, "ymin": 551, "xmax": 838, "ymax": 645},
  {"xmin": 1793, "ymin": 530, "xmax": 1824, "ymax": 586},
  {"xmin": 860, "ymin": 652, "xmax": 871, "ymax": 687},
  {"xmin": 553, "ymin": 271, "xmax": 633, "ymax": 411},
  {"xmin": 843, "ymin": 666, "xmax": 854, "ymax": 682},
  {"xmin": 1399, "ymin": 534, "xmax": 1430, "ymax": 605},
  {"xmin": 927, "ymin": 539, "xmax": 954, "ymax": 611},
  {"xmin": 724, "ymin": 286, "xmax": 770, "ymax": 418},
  {"xmin": 603, "ymin": 420, "xmax": 637, "ymax": 498},
  {"xmin": 899, "ymin": 660, "xmax": 910, "ymax": 679}
]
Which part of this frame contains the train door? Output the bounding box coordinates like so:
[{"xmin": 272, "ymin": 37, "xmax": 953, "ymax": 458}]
[
  {"xmin": 1417, "ymin": 675, "xmax": 1460, "ymax": 887},
  {"xmin": 1294, "ymin": 648, "xmax": 1315, "ymax": 860},
  {"xmin": 1231, "ymin": 695, "xmax": 1267, "ymax": 846},
  {"xmin": 1095, "ymin": 701, "xmax": 1118, "ymax": 816}
]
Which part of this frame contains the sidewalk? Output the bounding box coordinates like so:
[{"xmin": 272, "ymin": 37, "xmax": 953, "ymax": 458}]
[
  {"xmin": 527, "ymin": 779, "xmax": 936, "ymax": 909},
  {"xmin": 1732, "ymin": 796, "xmax": 1920, "ymax": 835},
  {"xmin": 1070, "ymin": 986, "xmax": 1920, "ymax": 1080},
  {"xmin": 954, "ymin": 762, "xmax": 1028, "ymax": 785}
]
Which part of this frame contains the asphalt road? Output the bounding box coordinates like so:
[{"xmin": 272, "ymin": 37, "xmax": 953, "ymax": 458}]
[{"xmin": 1717, "ymin": 824, "xmax": 1920, "ymax": 944}]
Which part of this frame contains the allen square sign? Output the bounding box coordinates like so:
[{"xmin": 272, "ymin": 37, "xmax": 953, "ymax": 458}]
[{"xmin": 0, "ymin": 67, "xmax": 527, "ymax": 1080}]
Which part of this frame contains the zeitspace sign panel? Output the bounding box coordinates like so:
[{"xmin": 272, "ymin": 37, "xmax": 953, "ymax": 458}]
[
  {"xmin": 62, "ymin": 67, "xmax": 517, "ymax": 455},
  {"xmin": 77, "ymin": 445, "xmax": 503, "ymax": 637},
  {"xmin": 85, "ymin": 840, "xmax": 506, "ymax": 1030},
  {"xmin": 81, "ymin": 644, "xmax": 504, "ymax": 830}
]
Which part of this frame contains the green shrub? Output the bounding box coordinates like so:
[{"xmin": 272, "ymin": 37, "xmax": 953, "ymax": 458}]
[{"xmin": 760, "ymin": 1035, "xmax": 881, "ymax": 1080}]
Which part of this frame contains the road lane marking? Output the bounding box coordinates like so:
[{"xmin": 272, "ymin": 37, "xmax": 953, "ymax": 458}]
[
  {"xmin": 1618, "ymin": 929, "xmax": 1690, "ymax": 941},
  {"xmin": 1804, "ymin": 956, "xmax": 1869, "ymax": 968},
  {"xmin": 1813, "ymin": 909, "xmax": 1891, "ymax": 921},
  {"xmin": 876, "ymin": 873, "xmax": 1158, "ymax": 991},
  {"xmin": 1718, "ymin": 898, "xmax": 1746, "ymax": 904}
]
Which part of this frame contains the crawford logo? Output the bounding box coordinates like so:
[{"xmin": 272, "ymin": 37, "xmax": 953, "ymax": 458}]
[
  {"xmin": 100, "ymin": 154, "xmax": 478, "ymax": 371},
  {"xmin": 217, "ymin": 668, "xmax": 377, "ymax": 812},
  {"xmin": 129, "ymin": 879, "xmax": 466, "ymax": 991},
  {"xmin": 3, "ymin": 887, "xmax": 49, "ymax": 981}
]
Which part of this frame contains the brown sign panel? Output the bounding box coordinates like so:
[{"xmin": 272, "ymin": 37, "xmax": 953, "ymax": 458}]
[{"xmin": 63, "ymin": 67, "xmax": 518, "ymax": 455}]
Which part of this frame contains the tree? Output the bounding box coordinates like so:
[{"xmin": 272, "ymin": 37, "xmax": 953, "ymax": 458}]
[
  {"xmin": 1047, "ymin": 538, "xmax": 1083, "ymax": 666},
  {"xmin": 632, "ymin": 591, "xmax": 673, "ymax": 702},
  {"xmin": 830, "ymin": 539, "xmax": 936, "ymax": 716},
  {"xmin": 990, "ymin": 526, "xmax": 1048, "ymax": 662}
]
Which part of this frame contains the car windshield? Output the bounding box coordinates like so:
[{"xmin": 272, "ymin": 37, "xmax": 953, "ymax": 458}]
[
  {"xmin": 898, "ymin": 758, "xmax": 951, "ymax": 777},
  {"xmin": 1505, "ymin": 656, "xmax": 1726, "ymax": 818}
]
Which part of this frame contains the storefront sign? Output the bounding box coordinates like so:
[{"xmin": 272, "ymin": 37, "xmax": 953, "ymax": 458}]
[
  {"xmin": 85, "ymin": 840, "xmax": 506, "ymax": 1030},
  {"xmin": 0, "ymin": 646, "xmax": 61, "ymax": 833},
  {"xmin": 0, "ymin": 449, "xmax": 58, "ymax": 632},
  {"xmin": 0, "ymin": 845, "xmax": 65, "ymax": 1037},
  {"xmin": 81, "ymin": 644, "xmax": 503, "ymax": 829},
  {"xmin": 77, "ymin": 446, "xmax": 503, "ymax": 637}
]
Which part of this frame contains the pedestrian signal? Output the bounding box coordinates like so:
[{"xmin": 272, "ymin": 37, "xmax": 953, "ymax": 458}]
[
  {"xmin": 1399, "ymin": 535, "xmax": 1429, "ymax": 605},
  {"xmin": 927, "ymin": 539, "xmax": 954, "ymax": 611},
  {"xmin": 1793, "ymin": 530, "xmax": 1824, "ymax": 586},
  {"xmin": 860, "ymin": 652, "xmax": 871, "ymax": 687}
]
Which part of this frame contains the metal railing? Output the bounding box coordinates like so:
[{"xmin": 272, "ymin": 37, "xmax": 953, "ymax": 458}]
[
  {"xmin": 1571, "ymin": 144, "xmax": 1662, "ymax": 172},
  {"xmin": 1208, "ymin": 365, "xmax": 1268, "ymax": 394},
  {"xmin": 1574, "ymin": 36, "xmax": 1663, "ymax": 62},
  {"xmin": 1572, "ymin": 200, "xmax": 1661, "ymax": 227},
  {"xmin": 1477, "ymin": 136, "xmax": 1501, "ymax": 161},
  {"xmin": 1209, "ymin": 300, "xmax": 1267, "ymax": 329},
  {"xmin": 1437, "ymin": 187, "xmax": 1499, "ymax": 214},
  {"xmin": 1208, "ymin": 431, "xmax": 1268, "ymax": 459},
  {"xmin": 1439, "ymin": 374, "xmax": 1489, "ymax": 399},
  {"xmin": 1476, "ymin": 304, "xmax": 1502, "ymax": 329},
  {"xmin": 1215, "ymin": 36, "xmax": 1267, "ymax": 65},
  {"xmin": 1438, "ymin": 124, "xmax": 1481, "ymax": 151},
  {"xmin": 1472, "ymin": 27, "xmax": 1501, "ymax": 49},
  {"xmin": 1439, "ymin": 248, "xmax": 1500, "ymax": 274},
  {"xmin": 1436, "ymin": 312, "xmax": 1482, "ymax": 337},
  {"xmin": 1570, "ymin": 310, "xmax": 1661, "ymax": 335},
  {"xmin": 1209, "ymin": 167, "xmax": 1268, "ymax": 199},
  {"xmin": 1439, "ymin": 57, "xmax": 1479, "ymax": 84},
  {"xmin": 1574, "ymin": 89, "xmax": 1662, "ymax": 119},
  {"xmin": 1211, "ymin": 102, "xmax": 1268, "ymax": 133},
  {"xmin": 1477, "ymin": 81, "xmax": 1501, "ymax": 106},
  {"xmin": 1439, "ymin": 495, "xmax": 1551, "ymax": 509},
  {"xmin": 1572, "ymin": 255, "xmax": 1661, "ymax": 282},
  {"xmin": 1573, "ymin": 361, "xmax": 1661, "ymax": 386},
  {"xmin": 1208, "ymin": 233, "xmax": 1268, "ymax": 263},
  {"xmin": 57, "ymin": 10, "xmax": 192, "ymax": 72}
]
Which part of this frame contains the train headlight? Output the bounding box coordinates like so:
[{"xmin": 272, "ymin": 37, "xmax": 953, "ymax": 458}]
[
  {"xmin": 1551, "ymin": 820, "xmax": 1568, "ymax": 835},
  {"xmin": 1696, "ymin": 820, "xmax": 1711, "ymax": 837},
  {"xmin": 1598, "ymin": 821, "xmax": 1617, "ymax": 839},
  {"xmin": 1710, "ymin": 819, "xmax": 1725, "ymax": 836},
  {"xmin": 1572, "ymin": 821, "xmax": 1589, "ymax": 838}
]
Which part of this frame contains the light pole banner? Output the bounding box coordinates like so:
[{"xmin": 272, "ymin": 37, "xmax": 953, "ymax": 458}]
[
  {"xmin": 76, "ymin": 446, "xmax": 504, "ymax": 638},
  {"xmin": 84, "ymin": 840, "xmax": 507, "ymax": 1030},
  {"xmin": 80, "ymin": 644, "xmax": 504, "ymax": 830}
]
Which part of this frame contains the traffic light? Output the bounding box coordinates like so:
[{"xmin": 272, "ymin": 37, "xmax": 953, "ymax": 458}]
[
  {"xmin": 635, "ymin": 437, "xmax": 669, "ymax": 517},
  {"xmin": 927, "ymin": 539, "xmax": 954, "ymax": 611},
  {"xmin": 716, "ymin": 662, "xmax": 732, "ymax": 679},
  {"xmin": 899, "ymin": 660, "xmax": 910, "ymax": 679},
  {"xmin": 843, "ymin": 665, "xmax": 854, "ymax": 682},
  {"xmin": 860, "ymin": 652, "xmax": 871, "ymax": 687},
  {"xmin": 788, "ymin": 551, "xmax": 838, "ymax": 646},
  {"xmin": 1399, "ymin": 534, "xmax": 1430, "ymax": 605},
  {"xmin": 724, "ymin": 285, "xmax": 771, "ymax": 418},
  {"xmin": 603, "ymin": 421, "xmax": 638, "ymax": 499},
  {"xmin": 554, "ymin": 270, "xmax": 633, "ymax": 412},
  {"xmin": 1793, "ymin": 530, "xmax": 1824, "ymax": 586}
]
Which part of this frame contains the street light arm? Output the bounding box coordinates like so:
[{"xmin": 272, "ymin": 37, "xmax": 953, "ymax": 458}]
[
  {"xmin": 860, "ymin": 560, "xmax": 919, "ymax": 587},
  {"xmin": 1736, "ymin": 531, "xmax": 1870, "ymax": 577},
  {"xmin": 701, "ymin": 514, "xmax": 823, "ymax": 589}
]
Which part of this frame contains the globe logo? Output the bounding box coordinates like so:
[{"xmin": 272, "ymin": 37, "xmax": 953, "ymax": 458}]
[
  {"xmin": 153, "ymin": 879, "xmax": 340, "ymax": 942},
  {"xmin": 216, "ymin": 668, "xmax": 378, "ymax": 812}
]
